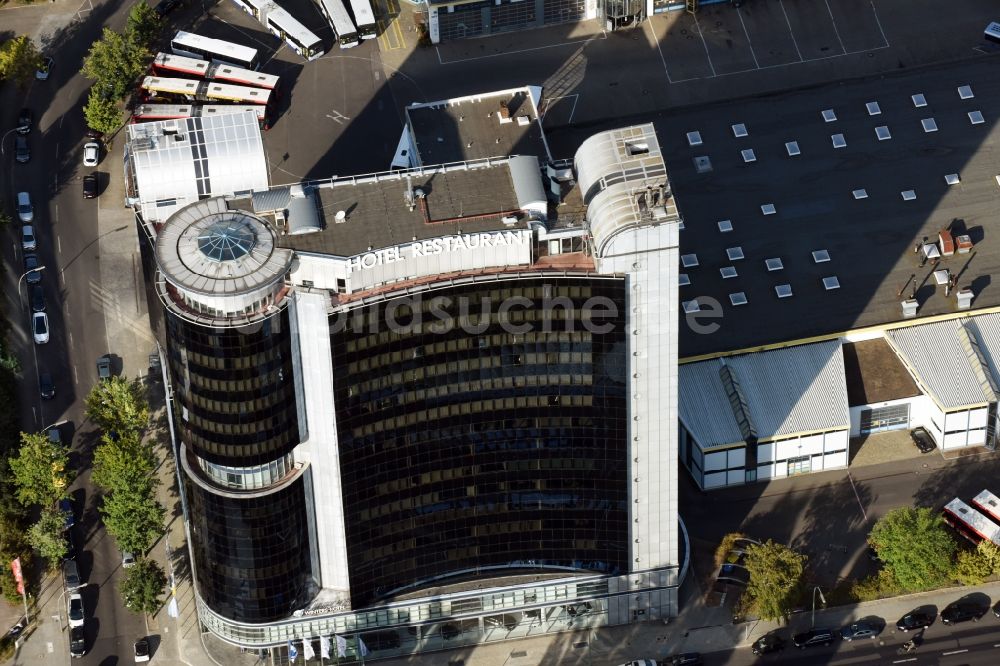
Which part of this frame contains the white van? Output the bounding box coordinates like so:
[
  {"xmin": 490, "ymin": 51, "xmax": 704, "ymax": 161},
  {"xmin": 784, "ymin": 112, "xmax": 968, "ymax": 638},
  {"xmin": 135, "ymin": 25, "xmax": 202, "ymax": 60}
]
[{"xmin": 17, "ymin": 192, "xmax": 33, "ymax": 223}]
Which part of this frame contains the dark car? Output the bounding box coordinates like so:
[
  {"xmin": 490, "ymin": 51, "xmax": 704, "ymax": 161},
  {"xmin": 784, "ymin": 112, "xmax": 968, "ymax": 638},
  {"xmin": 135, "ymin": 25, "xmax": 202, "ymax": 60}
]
[
  {"xmin": 17, "ymin": 108, "xmax": 32, "ymax": 134},
  {"xmin": 24, "ymin": 254, "xmax": 42, "ymax": 284},
  {"xmin": 896, "ymin": 609, "xmax": 935, "ymax": 632},
  {"xmin": 667, "ymin": 654, "xmax": 702, "ymax": 665},
  {"xmin": 751, "ymin": 632, "xmax": 786, "ymax": 655},
  {"xmin": 154, "ymin": 0, "xmax": 181, "ymax": 16},
  {"xmin": 840, "ymin": 620, "xmax": 881, "ymax": 641},
  {"xmin": 85, "ymin": 128, "xmax": 104, "ymax": 141},
  {"xmin": 910, "ymin": 427, "xmax": 936, "ymax": 453},
  {"xmin": 792, "ymin": 628, "xmax": 835, "ymax": 649},
  {"xmin": 941, "ymin": 600, "xmax": 987, "ymax": 625},
  {"xmin": 82, "ymin": 173, "xmax": 98, "ymax": 199},
  {"xmin": 65, "ymin": 529, "xmax": 77, "ymax": 560},
  {"xmin": 39, "ymin": 372, "xmax": 55, "ymax": 400},
  {"xmin": 30, "ymin": 285, "xmax": 46, "ymax": 312},
  {"xmin": 97, "ymin": 355, "xmax": 112, "ymax": 380},
  {"xmin": 59, "ymin": 498, "xmax": 75, "ymax": 529},
  {"xmin": 69, "ymin": 625, "xmax": 86, "ymax": 657},
  {"xmin": 15, "ymin": 135, "xmax": 30, "ymax": 163},
  {"xmin": 134, "ymin": 638, "xmax": 150, "ymax": 662}
]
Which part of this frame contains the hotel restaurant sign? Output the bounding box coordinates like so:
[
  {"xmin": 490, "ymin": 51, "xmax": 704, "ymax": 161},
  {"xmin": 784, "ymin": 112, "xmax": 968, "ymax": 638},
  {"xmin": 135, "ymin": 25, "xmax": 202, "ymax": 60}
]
[{"xmin": 345, "ymin": 229, "xmax": 531, "ymax": 274}]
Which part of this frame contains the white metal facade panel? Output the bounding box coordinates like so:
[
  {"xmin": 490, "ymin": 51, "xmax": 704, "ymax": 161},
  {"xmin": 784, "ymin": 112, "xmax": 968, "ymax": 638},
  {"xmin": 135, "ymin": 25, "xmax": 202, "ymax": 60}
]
[
  {"xmin": 757, "ymin": 442, "xmax": 773, "ymax": 463},
  {"xmin": 823, "ymin": 451, "xmax": 848, "ymax": 469},
  {"xmin": 727, "ymin": 448, "xmax": 746, "ymax": 468},
  {"xmin": 946, "ymin": 411, "xmax": 969, "ymax": 432},
  {"xmin": 887, "ymin": 320, "xmax": 988, "ymax": 409},
  {"xmin": 824, "ymin": 430, "xmax": 849, "ymax": 452},
  {"xmin": 970, "ymin": 408, "xmax": 989, "ymax": 429},
  {"xmin": 969, "ymin": 429, "xmax": 987, "ymax": 445},
  {"xmin": 726, "ymin": 470, "xmax": 744, "ymax": 486},
  {"xmin": 704, "ymin": 472, "xmax": 727, "ymax": 489},
  {"xmin": 703, "ymin": 451, "xmax": 728, "ymax": 472},
  {"xmin": 944, "ymin": 431, "xmax": 969, "ymax": 448},
  {"xmin": 288, "ymin": 292, "xmax": 351, "ymax": 600}
]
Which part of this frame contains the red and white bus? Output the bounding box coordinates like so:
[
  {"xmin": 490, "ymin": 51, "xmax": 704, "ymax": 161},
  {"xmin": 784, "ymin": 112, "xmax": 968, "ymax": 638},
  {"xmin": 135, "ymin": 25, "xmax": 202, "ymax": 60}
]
[
  {"xmin": 942, "ymin": 497, "xmax": 1000, "ymax": 546},
  {"xmin": 133, "ymin": 104, "xmax": 268, "ymax": 128},
  {"xmin": 153, "ymin": 52, "xmax": 279, "ymax": 90},
  {"xmin": 141, "ymin": 77, "xmax": 272, "ymax": 106},
  {"xmin": 971, "ymin": 489, "xmax": 1000, "ymax": 524}
]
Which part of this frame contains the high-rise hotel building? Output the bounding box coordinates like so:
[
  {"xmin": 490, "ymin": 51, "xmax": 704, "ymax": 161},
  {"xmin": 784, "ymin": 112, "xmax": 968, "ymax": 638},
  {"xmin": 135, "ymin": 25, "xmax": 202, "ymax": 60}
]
[{"xmin": 137, "ymin": 116, "xmax": 683, "ymax": 660}]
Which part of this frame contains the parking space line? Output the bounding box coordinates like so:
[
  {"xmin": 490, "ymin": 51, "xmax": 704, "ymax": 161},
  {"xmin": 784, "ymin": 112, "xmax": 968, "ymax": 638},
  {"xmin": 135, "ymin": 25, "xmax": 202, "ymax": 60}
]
[
  {"xmin": 435, "ymin": 32, "xmax": 606, "ymax": 65},
  {"xmin": 779, "ymin": 0, "xmax": 804, "ymax": 62},
  {"xmin": 692, "ymin": 16, "xmax": 717, "ymax": 78},
  {"xmin": 942, "ymin": 649, "xmax": 968, "ymax": 656},
  {"xmin": 56, "ymin": 235, "xmax": 61, "ymax": 254},
  {"xmin": 735, "ymin": 9, "xmax": 760, "ymax": 70},
  {"xmin": 870, "ymin": 1, "xmax": 890, "ymax": 47},
  {"xmin": 541, "ymin": 94, "xmax": 579, "ymax": 125},
  {"xmin": 824, "ymin": 0, "xmax": 847, "ymax": 54},
  {"xmin": 693, "ymin": 43, "xmax": 891, "ymax": 80},
  {"xmin": 646, "ymin": 20, "xmax": 673, "ymax": 83}
]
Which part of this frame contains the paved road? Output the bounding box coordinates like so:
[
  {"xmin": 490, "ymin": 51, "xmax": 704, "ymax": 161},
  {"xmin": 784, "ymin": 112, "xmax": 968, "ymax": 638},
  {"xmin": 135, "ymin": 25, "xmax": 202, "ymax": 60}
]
[{"xmin": 2, "ymin": 0, "xmax": 148, "ymax": 663}]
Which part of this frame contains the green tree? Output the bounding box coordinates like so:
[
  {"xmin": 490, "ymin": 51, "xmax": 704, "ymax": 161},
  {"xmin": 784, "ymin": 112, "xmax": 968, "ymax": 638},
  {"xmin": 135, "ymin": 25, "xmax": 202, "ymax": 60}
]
[
  {"xmin": 0, "ymin": 514, "xmax": 33, "ymax": 604},
  {"xmin": 126, "ymin": 2, "xmax": 161, "ymax": 47},
  {"xmin": 101, "ymin": 491, "xmax": 165, "ymax": 555},
  {"xmin": 81, "ymin": 27, "xmax": 149, "ymax": 101},
  {"xmin": 92, "ymin": 430, "xmax": 158, "ymax": 496},
  {"xmin": 83, "ymin": 91, "xmax": 125, "ymax": 138},
  {"xmin": 0, "ymin": 36, "xmax": 43, "ymax": 89},
  {"xmin": 27, "ymin": 506, "xmax": 67, "ymax": 566},
  {"xmin": 869, "ymin": 506, "xmax": 957, "ymax": 591},
  {"xmin": 120, "ymin": 557, "xmax": 166, "ymax": 615},
  {"xmin": 85, "ymin": 376, "xmax": 148, "ymax": 435},
  {"xmin": 9, "ymin": 432, "xmax": 70, "ymax": 507},
  {"xmin": 952, "ymin": 541, "xmax": 1000, "ymax": 586},
  {"xmin": 743, "ymin": 540, "xmax": 806, "ymax": 621}
]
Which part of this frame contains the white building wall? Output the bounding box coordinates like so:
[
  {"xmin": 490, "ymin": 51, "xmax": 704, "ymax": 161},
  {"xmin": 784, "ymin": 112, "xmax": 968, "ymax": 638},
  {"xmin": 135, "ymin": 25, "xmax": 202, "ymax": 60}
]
[
  {"xmin": 941, "ymin": 406, "xmax": 989, "ymax": 449},
  {"xmin": 288, "ymin": 291, "xmax": 351, "ymax": 605}
]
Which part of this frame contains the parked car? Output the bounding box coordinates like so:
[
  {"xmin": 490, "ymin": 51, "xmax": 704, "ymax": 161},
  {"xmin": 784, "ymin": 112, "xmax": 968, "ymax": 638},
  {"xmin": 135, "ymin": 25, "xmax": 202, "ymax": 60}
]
[
  {"xmin": 24, "ymin": 254, "xmax": 43, "ymax": 284},
  {"xmin": 17, "ymin": 191, "xmax": 33, "ymax": 222},
  {"xmin": 667, "ymin": 655, "xmax": 702, "ymax": 666},
  {"xmin": 792, "ymin": 628, "xmax": 835, "ymax": 649},
  {"xmin": 39, "ymin": 372, "xmax": 55, "ymax": 400},
  {"xmin": 15, "ymin": 135, "xmax": 30, "ymax": 163},
  {"xmin": 751, "ymin": 632, "xmax": 786, "ymax": 655},
  {"xmin": 17, "ymin": 108, "xmax": 32, "ymax": 134},
  {"xmin": 134, "ymin": 638, "xmax": 151, "ymax": 662},
  {"xmin": 65, "ymin": 529, "xmax": 77, "ymax": 560},
  {"xmin": 86, "ymin": 128, "xmax": 104, "ymax": 141},
  {"xmin": 840, "ymin": 620, "xmax": 881, "ymax": 641},
  {"xmin": 21, "ymin": 224, "xmax": 36, "ymax": 251},
  {"xmin": 82, "ymin": 141, "xmax": 100, "ymax": 167},
  {"xmin": 941, "ymin": 599, "xmax": 987, "ymax": 625},
  {"xmin": 32, "ymin": 312, "xmax": 49, "ymax": 344},
  {"xmin": 992, "ymin": 599, "xmax": 1000, "ymax": 619},
  {"xmin": 83, "ymin": 173, "xmax": 98, "ymax": 199},
  {"xmin": 63, "ymin": 559, "xmax": 81, "ymax": 590},
  {"xmin": 70, "ymin": 625, "xmax": 87, "ymax": 657},
  {"xmin": 122, "ymin": 551, "xmax": 136, "ymax": 568},
  {"xmin": 910, "ymin": 427, "xmax": 936, "ymax": 454},
  {"xmin": 36, "ymin": 56, "xmax": 53, "ymax": 80},
  {"xmin": 616, "ymin": 661, "xmax": 657, "ymax": 666},
  {"xmin": 31, "ymin": 285, "xmax": 46, "ymax": 313},
  {"xmin": 897, "ymin": 609, "xmax": 935, "ymax": 632},
  {"xmin": 59, "ymin": 498, "xmax": 75, "ymax": 529},
  {"xmin": 68, "ymin": 592, "xmax": 84, "ymax": 628},
  {"xmin": 97, "ymin": 355, "xmax": 112, "ymax": 380},
  {"xmin": 154, "ymin": 0, "xmax": 181, "ymax": 16}
]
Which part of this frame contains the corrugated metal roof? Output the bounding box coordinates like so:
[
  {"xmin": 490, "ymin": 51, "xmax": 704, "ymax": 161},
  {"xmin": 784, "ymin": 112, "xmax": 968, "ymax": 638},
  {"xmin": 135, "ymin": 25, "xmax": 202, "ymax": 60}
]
[
  {"xmin": 252, "ymin": 186, "xmax": 291, "ymax": 214},
  {"xmin": 969, "ymin": 312, "xmax": 1000, "ymax": 397},
  {"xmin": 680, "ymin": 339, "xmax": 849, "ymax": 448},
  {"xmin": 886, "ymin": 319, "xmax": 988, "ymax": 409},
  {"xmin": 678, "ymin": 361, "xmax": 744, "ymax": 449}
]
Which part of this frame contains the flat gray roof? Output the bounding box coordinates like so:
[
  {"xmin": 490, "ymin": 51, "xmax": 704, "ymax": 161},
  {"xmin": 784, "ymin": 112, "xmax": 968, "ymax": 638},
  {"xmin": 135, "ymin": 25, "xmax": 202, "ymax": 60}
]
[
  {"xmin": 406, "ymin": 89, "xmax": 550, "ymax": 165},
  {"xmin": 546, "ymin": 59, "xmax": 1000, "ymax": 358},
  {"xmin": 274, "ymin": 161, "xmax": 527, "ymax": 257}
]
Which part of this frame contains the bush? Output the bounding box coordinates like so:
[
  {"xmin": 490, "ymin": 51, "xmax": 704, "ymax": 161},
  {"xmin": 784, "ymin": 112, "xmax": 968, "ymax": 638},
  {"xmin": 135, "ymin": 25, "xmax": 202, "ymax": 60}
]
[
  {"xmin": 850, "ymin": 568, "xmax": 902, "ymax": 602},
  {"xmin": 952, "ymin": 541, "xmax": 1000, "ymax": 586},
  {"xmin": 869, "ymin": 507, "xmax": 957, "ymax": 592}
]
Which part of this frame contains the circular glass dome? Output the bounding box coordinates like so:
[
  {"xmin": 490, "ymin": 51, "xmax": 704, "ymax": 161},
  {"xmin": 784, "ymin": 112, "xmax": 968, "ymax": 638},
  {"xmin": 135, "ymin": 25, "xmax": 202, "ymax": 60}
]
[{"xmin": 197, "ymin": 219, "xmax": 257, "ymax": 262}]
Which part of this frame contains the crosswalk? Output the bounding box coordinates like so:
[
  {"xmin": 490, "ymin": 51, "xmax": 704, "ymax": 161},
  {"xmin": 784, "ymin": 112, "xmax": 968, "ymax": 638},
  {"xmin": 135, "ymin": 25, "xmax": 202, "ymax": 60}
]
[{"xmin": 375, "ymin": 0, "xmax": 407, "ymax": 51}]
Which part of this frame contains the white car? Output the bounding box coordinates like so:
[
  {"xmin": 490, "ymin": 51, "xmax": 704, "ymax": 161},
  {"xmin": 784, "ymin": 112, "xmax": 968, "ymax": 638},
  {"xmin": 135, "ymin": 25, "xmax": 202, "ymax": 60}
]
[
  {"xmin": 17, "ymin": 192, "xmax": 33, "ymax": 223},
  {"xmin": 32, "ymin": 312, "xmax": 49, "ymax": 345},
  {"xmin": 82, "ymin": 142, "xmax": 100, "ymax": 167},
  {"xmin": 68, "ymin": 592, "xmax": 84, "ymax": 628},
  {"xmin": 21, "ymin": 225, "xmax": 36, "ymax": 251}
]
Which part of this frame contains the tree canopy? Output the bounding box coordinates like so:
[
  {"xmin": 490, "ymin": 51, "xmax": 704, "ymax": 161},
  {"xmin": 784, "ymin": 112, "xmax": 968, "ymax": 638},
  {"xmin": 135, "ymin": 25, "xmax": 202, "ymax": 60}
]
[
  {"xmin": 120, "ymin": 557, "xmax": 167, "ymax": 615},
  {"xmin": 742, "ymin": 540, "xmax": 807, "ymax": 621},
  {"xmin": 126, "ymin": 2, "xmax": 161, "ymax": 47},
  {"xmin": 869, "ymin": 506, "xmax": 957, "ymax": 591},
  {"xmin": 85, "ymin": 376, "xmax": 149, "ymax": 435},
  {"xmin": 81, "ymin": 27, "xmax": 149, "ymax": 101},
  {"xmin": 101, "ymin": 490, "xmax": 165, "ymax": 555},
  {"xmin": 27, "ymin": 506, "xmax": 68, "ymax": 566},
  {"xmin": 9, "ymin": 432, "xmax": 70, "ymax": 507},
  {"xmin": 92, "ymin": 429, "xmax": 158, "ymax": 496},
  {"xmin": 0, "ymin": 36, "xmax": 43, "ymax": 89}
]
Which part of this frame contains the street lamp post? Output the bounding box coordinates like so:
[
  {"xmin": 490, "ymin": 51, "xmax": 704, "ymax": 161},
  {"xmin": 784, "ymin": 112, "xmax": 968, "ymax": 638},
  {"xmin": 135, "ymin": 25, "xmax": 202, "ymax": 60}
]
[
  {"xmin": 1, "ymin": 126, "xmax": 30, "ymax": 155},
  {"xmin": 812, "ymin": 586, "xmax": 826, "ymax": 628},
  {"xmin": 18, "ymin": 266, "xmax": 46, "ymax": 308}
]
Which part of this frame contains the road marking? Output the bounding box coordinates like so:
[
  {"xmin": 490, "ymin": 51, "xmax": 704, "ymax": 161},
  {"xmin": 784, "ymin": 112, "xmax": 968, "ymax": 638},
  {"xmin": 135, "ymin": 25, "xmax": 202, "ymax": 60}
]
[
  {"xmin": 47, "ymin": 642, "xmax": 53, "ymax": 653},
  {"xmin": 325, "ymin": 110, "xmax": 351, "ymax": 124},
  {"xmin": 735, "ymin": 7, "xmax": 760, "ymax": 69},
  {"xmin": 778, "ymin": 0, "xmax": 804, "ymax": 62},
  {"xmin": 691, "ymin": 15, "xmax": 717, "ymax": 78},
  {"xmin": 57, "ymin": 235, "xmax": 61, "ymax": 254},
  {"xmin": 646, "ymin": 19, "xmax": 673, "ymax": 83},
  {"xmin": 541, "ymin": 94, "xmax": 579, "ymax": 125},
  {"xmin": 848, "ymin": 472, "xmax": 868, "ymax": 521},
  {"xmin": 892, "ymin": 659, "xmax": 916, "ymax": 664},
  {"xmin": 823, "ymin": 0, "xmax": 847, "ymax": 54},
  {"xmin": 68, "ymin": 331, "xmax": 73, "ymax": 348},
  {"xmin": 435, "ymin": 31, "xmax": 607, "ymax": 65},
  {"xmin": 73, "ymin": 365, "xmax": 79, "ymax": 386},
  {"xmin": 870, "ymin": 0, "xmax": 890, "ymax": 47},
  {"xmin": 942, "ymin": 649, "xmax": 968, "ymax": 656}
]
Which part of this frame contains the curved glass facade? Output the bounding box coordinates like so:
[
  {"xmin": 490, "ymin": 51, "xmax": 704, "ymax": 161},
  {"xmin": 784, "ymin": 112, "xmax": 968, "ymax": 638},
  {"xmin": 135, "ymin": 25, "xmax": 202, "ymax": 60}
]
[
  {"xmin": 185, "ymin": 473, "xmax": 313, "ymax": 622},
  {"xmin": 166, "ymin": 310, "xmax": 300, "ymax": 467},
  {"xmin": 330, "ymin": 277, "xmax": 629, "ymax": 606}
]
